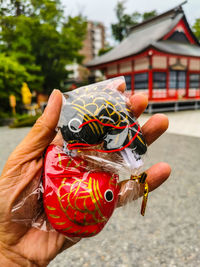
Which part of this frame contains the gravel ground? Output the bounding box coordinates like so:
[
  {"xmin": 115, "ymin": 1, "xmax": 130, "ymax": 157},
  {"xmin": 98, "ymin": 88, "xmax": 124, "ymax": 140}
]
[{"xmin": 0, "ymin": 113, "xmax": 200, "ymax": 267}]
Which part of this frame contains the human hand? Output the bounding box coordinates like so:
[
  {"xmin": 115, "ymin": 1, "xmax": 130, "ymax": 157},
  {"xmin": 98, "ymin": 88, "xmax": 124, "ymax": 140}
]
[{"xmin": 0, "ymin": 86, "xmax": 170, "ymax": 266}]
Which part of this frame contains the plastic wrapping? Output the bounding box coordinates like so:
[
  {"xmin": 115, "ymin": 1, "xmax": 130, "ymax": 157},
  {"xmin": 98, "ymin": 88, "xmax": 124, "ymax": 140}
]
[{"xmin": 11, "ymin": 76, "xmax": 148, "ymax": 240}]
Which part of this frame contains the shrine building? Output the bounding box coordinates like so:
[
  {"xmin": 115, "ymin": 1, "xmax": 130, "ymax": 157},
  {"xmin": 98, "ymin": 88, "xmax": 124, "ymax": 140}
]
[{"xmin": 86, "ymin": 3, "xmax": 200, "ymax": 112}]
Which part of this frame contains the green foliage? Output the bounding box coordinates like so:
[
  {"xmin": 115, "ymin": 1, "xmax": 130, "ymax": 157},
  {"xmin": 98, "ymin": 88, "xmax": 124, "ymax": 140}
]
[
  {"xmin": 0, "ymin": 0, "xmax": 87, "ymax": 102},
  {"xmin": 98, "ymin": 47, "xmax": 113, "ymax": 56},
  {"xmin": 0, "ymin": 111, "xmax": 11, "ymax": 119},
  {"xmin": 111, "ymin": 1, "xmax": 157, "ymax": 42},
  {"xmin": 9, "ymin": 114, "xmax": 40, "ymax": 128},
  {"xmin": 142, "ymin": 10, "xmax": 158, "ymax": 21},
  {"xmin": 0, "ymin": 54, "xmax": 30, "ymax": 112},
  {"xmin": 193, "ymin": 19, "xmax": 200, "ymax": 41}
]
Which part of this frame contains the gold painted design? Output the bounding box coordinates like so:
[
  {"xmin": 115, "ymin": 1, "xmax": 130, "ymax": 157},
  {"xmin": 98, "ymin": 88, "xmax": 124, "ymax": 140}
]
[
  {"xmin": 92, "ymin": 179, "xmax": 102, "ymax": 208},
  {"xmin": 72, "ymin": 104, "xmax": 98, "ymax": 134},
  {"xmin": 90, "ymin": 229, "xmax": 97, "ymax": 235},
  {"xmin": 56, "ymin": 155, "xmax": 109, "ymax": 229},
  {"xmin": 73, "ymin": 229, "xmax": 81, "ymax": 234},
  {"xmin": 58, "ymin": 153, "xmax": 62, "ymax": 167},
  {"xmin": 72, "ymin": 106, "xmax": 96, "ymax": 135},
  {"xmin": 87, "ymin": 178, "xmax": 105, "ymax": 220},
  {"xmin": 62, "ymin": 226, "xmax": 73, "ymax": 231},
  {"xmin": 96, "ymin": 180, "xmax": 103, "ymax": 199},
  {"xmin": 47, "ymin": 206, "xmax": 56, "ymax": 211},
  {"xmin": 73, "ymin": 161, "xmax": 82, "ymax": 169},
  {"xmin": 49, "ymin": 214, "xmax": 60, "ymax": 219},
  {"xmin": 81, "ymin": 230, "xmax": 88, "ymax": 234},
  {"xmin": 136, "ymin": 135, "xmax": 145, "ymax": 146},
  {"xmin": 66, "ymin": 159, "xmax": 72, "ymax": 168},
  {"xmin": 68, "ymin": 86, "xmax": 146, "ymax": 152},
  {"xmin": 55, "ymin": 222, "xmax": 67, "ymax": 225}
]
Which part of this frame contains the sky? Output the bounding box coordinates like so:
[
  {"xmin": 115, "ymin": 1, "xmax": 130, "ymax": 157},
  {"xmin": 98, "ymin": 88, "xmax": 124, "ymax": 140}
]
[{"xmin": 61, "ymin": 0, "xmax": 200, "ymax": 44}]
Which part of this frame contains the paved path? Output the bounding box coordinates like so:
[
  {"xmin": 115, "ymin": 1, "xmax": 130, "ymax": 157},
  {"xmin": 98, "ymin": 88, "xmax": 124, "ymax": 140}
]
[
  {"xmin": 139, "ymin": 110, "xmax": 200, "ymax": 138},
  {"xmin": 0, "ymin": 111, "xmax": 200, "ymax": 266},
  {"xmin": 0, "ymin": 126, "xmax": 30, "ymax": 172},
  {"xmin": 48, "ymin": 132, "xmax": 200, "ymax": 267}
]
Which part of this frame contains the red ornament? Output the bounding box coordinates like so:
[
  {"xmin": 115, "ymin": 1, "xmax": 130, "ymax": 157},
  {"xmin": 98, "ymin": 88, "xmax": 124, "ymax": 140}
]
[{"xmin": 43, "ymin": 145, "xmax": 120, "ymax": 238}]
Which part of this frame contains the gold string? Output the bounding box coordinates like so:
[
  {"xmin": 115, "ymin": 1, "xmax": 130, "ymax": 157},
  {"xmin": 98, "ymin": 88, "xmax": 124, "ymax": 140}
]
[{"xmin": 130, "ymin": 172, "xmax": 148, "ymax": 216}]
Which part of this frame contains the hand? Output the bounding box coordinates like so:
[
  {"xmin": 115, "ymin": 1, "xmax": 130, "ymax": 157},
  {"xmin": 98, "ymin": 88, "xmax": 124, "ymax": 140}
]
[{"xmin": 0, "ymin": 87, "xmax": 171, "ymax": 266}]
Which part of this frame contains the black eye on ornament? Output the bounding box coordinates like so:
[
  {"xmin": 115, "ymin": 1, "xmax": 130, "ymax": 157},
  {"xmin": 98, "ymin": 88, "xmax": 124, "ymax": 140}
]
[
  {"xmin": 68, "ymin": 118, "xmax": 82, "ymax": 133},
  {"xmin": 104, "ymin": 189, "xmax": 114, "ymax": 202}
]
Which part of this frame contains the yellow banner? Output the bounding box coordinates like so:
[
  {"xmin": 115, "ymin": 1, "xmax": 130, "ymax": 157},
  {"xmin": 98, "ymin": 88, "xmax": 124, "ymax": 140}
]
[{"xmin": 9, "ymin": 95, "xmax": 16, "ymax": 107}]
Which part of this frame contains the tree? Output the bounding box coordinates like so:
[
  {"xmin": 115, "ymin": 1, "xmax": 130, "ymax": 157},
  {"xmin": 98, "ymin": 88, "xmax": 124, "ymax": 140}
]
[
  {"xmin": 111, "ymin": 1, "xmax": 157, "ymax": 42},
  {"xmin": 98, "ymin": 46, "xmax": 113, "ymax": 56},
  {"xmin": 193, "ymin": 18, "xmax": 200, "ymax": 41},
  {"xmin": 0, "ymin": 54, "xmax": 30, "ymax": 113},
  {"xmin": 0, "ymin": 0, "xmax": 87, "ymax": 95},
  {"xmin": 142, "ymin": 10, "xmax": 157, "ymax": 21}
]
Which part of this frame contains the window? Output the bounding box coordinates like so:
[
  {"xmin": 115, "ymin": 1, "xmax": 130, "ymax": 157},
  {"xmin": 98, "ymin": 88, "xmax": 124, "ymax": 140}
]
[
  {"xmin": 189, "ymin": 74, "xmax": 200, "ymax": 89},
  {"xmin": 153, "ymin": 72, "xmax": 166, "ymax": 89},
  {"xmin": 178, "ymin": 71, "xmax": 186, "ymax": 88},
  {"xmin": 134, "ymin": 73, "xmax": 148, "ymax": 89},
  {"xmin": 124, "ymin": 75, "xmax": 132, "ymax": 90},
  {"xmin": 169, "ymin": 71, "xmax": 186, "ymax": 89},
  {"xmin": 169, "ymin": 71, "xmax": 176, "ymax": 88}
]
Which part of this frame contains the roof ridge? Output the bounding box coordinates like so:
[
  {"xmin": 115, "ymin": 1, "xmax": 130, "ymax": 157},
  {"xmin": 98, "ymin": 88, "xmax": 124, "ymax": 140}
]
[{"xmin": 129, "ymin": 1, "xmax": 187, "ymax": 33}]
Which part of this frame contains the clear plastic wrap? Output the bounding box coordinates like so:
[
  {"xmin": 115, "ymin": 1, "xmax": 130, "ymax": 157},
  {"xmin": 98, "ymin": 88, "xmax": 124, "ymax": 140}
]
[{"xmin": 12, "ymin": 76, "xmax": 148, "ymax": 239}]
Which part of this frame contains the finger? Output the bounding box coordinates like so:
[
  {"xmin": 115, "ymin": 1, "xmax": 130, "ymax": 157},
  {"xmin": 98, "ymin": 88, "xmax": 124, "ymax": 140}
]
[
  {"xmin": 145, "ymin": 162, "xmax": 171, "ymax": 191},
  {"xmin": 116, "ymin": 81, "xmax": 126, "ymax": 92},
  {"xmin": 118, "ymin": 162, "xmax": 171, "ymax": 206},
  {"xmin": 128, "ymin": 94, "xmax": 148, "ymax": 118},
  {"xmin": 106, "ymin": 79, "xmax": 126, "ymax": 92},
  {"xmin": 142, "ymin": 114, "xmax": 169, "ymax": 146},
  {"xmin": 10, "ymin": 89, "xmax": 63, "ymax": 160}
]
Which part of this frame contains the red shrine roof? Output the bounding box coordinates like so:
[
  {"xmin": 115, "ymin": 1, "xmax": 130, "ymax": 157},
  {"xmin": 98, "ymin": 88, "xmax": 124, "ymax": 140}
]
[{"xmin": 86, "ymin": 2, "xmax": 200, "ymax": 68}]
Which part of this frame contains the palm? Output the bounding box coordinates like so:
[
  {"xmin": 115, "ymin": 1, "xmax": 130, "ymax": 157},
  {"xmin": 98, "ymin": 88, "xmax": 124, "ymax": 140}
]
[
  {"xmin": 14, "ymin": 228, "xmax": 66, "ymax": 265},
  {"xmin": 0, "ymin": 154, "xmax": 77, "ymax": 265}
]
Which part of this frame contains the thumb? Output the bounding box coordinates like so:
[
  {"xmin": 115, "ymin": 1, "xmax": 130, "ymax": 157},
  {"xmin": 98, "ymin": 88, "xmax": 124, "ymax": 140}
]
[{"xmin": 11, "ymin": 89, "xmax": 63, "ymax": 160}]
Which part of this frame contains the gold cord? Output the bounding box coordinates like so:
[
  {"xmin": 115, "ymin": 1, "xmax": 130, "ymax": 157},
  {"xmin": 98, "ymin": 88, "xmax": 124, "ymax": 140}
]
[{"xmin": 130, "ymin": 172, "xmax": 148, "ymax": 216}]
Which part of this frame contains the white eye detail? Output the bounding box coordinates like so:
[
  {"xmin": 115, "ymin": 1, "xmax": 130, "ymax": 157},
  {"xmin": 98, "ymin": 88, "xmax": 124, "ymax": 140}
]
[
  {"xmin": 68, "ymin": 118, "xmax": 82, "ymax": 133},
  {"xmin": 104, "ymin": 189, "xmax": 114, "ymax": 202}
]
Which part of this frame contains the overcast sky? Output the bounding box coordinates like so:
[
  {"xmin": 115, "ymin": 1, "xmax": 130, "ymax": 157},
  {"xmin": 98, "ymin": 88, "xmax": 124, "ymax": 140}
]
[{"xmin": 61, "ymin": 0, "xmax": 200, "ymax": 44}]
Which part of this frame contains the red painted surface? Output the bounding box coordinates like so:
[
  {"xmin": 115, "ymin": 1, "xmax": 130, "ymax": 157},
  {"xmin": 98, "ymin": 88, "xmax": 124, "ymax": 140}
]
[
  {"xmin": 43, "ymin": 145, "xmax": 120, "ymax": 238},
  {"xmin": 92, "ymin": 46, "xmax": 200, "ymax": 101},
  {"xmin": 187, "ymin": 70, "xmax": 200, "ymax": 98},
  {"xmin": 166, "ymin": 57, "xmax": 170, "ymax": 98},
  {"xmin": 163, "ymin": 18, "xmax": 196, "ymax": 44},
  {"xmin": 186, "ymin": 58, "xmax": 190, "ymax": 98},
  {"xmin": 148, "ymin": 55, "xmax": 153, "ymax": 100},
  {"xmin": 90, "ymin": 48, "xmax": 200, "ymax": 72},
  {"xmin": 131, "ymin": 73, "xmax": 134, "ymax": 95}
]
